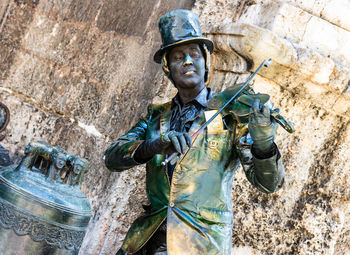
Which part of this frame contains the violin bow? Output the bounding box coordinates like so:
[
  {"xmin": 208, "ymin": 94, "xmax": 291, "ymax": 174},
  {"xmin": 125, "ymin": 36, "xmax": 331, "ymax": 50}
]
[{"xmin": 161, "ymin": 59, "xmax": 272, "ymax": 166}]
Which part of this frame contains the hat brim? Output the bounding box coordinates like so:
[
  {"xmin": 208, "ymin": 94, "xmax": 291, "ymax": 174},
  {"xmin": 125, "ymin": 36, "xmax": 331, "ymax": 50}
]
[{"xmin": 153, "ymin": 37, "xmax": 214, "ymax": 64}]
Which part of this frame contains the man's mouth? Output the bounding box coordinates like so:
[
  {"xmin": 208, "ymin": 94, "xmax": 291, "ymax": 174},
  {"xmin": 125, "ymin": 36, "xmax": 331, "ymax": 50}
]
[{"xmin": 184, "ymin": 70, "xmax": 195, "ymax": 75}]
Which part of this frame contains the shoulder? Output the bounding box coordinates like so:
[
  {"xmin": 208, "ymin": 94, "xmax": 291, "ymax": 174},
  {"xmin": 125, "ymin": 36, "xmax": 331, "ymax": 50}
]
[{"xmin": 146, "ymin": 101, "xmax": 172, "ymax": 118}]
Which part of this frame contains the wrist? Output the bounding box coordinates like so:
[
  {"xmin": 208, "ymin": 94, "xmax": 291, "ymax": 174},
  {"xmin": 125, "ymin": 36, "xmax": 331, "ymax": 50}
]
[
  {"xmin": 249, "ymin": 122, "xmax": 277, "ymax": 151},
  {"xmin": 252, "ymin": 139, "xmax": 273, "ymax": 152},
  {"xmin": 134, "ymin": 138, "xmax": 163, "ymax": 163},
  {"xmin": 251, "ymin": 142, "xmax": 276, "ymax": 159}
]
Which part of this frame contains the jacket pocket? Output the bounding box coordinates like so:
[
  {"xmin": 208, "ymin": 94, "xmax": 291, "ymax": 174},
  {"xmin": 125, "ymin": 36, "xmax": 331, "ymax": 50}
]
[
  {"xmin": 206, "ymin": 130, "xmax": 232, "ymax": 161},
  {"xmin": 198, "ymin": 207, "xmax": 233, "ymax": 225}
]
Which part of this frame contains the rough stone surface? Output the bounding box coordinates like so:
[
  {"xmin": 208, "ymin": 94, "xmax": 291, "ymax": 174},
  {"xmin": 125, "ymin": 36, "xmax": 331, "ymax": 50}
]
[
  {"xmin": 238, "ymin": 2, "xmax": 350, "ymax": 67},
  {"xmin": 278, "ymin": 0, "xmax": 350, "ymax": 32},
  {"xmin": 0, "ymin": 0, "xmax": 349, "ymax": 255}
]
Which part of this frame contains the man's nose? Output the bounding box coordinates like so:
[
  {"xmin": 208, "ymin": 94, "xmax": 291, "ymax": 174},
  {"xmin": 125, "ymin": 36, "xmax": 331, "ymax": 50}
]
[{"xmin": 183, "ymin": 54, "xmax": 193, "ymax": 66}]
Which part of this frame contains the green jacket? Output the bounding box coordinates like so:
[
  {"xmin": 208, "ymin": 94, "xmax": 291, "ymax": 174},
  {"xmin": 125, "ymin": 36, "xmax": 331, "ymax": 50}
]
[{"xmin": 105, "ymin": 89, "xmax": 285, "ymax": 255}]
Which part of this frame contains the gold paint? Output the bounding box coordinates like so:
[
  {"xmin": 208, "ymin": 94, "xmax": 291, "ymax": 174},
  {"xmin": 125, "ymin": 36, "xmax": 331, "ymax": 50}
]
[
  {"xmin": 204, "ymin": 110, "xmax": 224, "ymax": 134},
  {"xmin": 208, "ymin": 140, "xmax": 219, "ymax": 149},
  {"xmin": 184, "ymin": 182, "xmax": 196, "ymax": 193},
  {"xmin": 207, "ymin": 138, "xmax": 221, "ymax": 161}
]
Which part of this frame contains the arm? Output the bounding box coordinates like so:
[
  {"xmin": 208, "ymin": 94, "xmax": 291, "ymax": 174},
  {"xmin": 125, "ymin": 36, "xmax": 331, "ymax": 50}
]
[
  {"xmin": 240, "ymin": 140, "xmax": 285, "ymax": 194},
  {"xmin": 237, "ymin": 99, "xmax": 285, "ymax": 193},
  {"xmin": 104, "ymin": 116, "xmax": 149, "ymax": 172},
  {"xmin": 104, "ymin": 107, "xmax": 192, "ymax": 171}
]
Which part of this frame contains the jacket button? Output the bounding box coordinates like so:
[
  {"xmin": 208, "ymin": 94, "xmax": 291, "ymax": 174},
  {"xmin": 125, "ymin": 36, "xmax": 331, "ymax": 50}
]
[{"xmin": 169, "ymin": 202, "xmax": 175, "ymax": 207}]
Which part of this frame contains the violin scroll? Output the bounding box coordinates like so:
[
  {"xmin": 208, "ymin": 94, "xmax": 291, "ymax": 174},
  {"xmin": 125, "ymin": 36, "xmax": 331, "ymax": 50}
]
[{"xmin": 270, "ymin": 109, "xmax": 295, "ymax": 133}]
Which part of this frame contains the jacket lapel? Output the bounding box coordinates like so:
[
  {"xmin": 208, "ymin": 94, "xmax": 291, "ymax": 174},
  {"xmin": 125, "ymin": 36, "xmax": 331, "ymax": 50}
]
[
  {"xmin": 159, "ymin": 103, "xmax": 172, "ymax": 185},
  {"xmin": 160, "ymin": 103, "xmax": 172, "ymax": 134},
  {"xmin": 188, "ymin": 88, "xmax": 214, "ymax": 140},
  {"xmin": 188, "ymin": 110, "xmax": 206, "ymax": 140}
]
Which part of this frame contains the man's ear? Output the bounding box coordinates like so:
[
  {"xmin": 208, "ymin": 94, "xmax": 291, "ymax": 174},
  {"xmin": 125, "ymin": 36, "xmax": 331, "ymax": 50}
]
[
  {"xmin": 161, "ymin": 53, "xmax": 176, "ymax": 85},
  {"xmin": 201, "ymin": 44, "xmax": 211, "ymax": 85},
  {"xmin": 161, "ymin": 54, "xmax": 170, "ymax": 76}
]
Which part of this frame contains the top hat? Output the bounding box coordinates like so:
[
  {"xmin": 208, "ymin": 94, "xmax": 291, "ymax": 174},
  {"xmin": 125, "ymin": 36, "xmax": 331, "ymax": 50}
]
[{"xmin": 153, "ymin": 9, "xmax": 214, "ymax": 64}]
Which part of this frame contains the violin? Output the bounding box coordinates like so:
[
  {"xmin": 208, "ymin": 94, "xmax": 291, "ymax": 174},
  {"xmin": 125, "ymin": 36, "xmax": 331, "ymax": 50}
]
[{"xmin": 207, "ymin": 85, "xmax": 295, "ymax": 133}]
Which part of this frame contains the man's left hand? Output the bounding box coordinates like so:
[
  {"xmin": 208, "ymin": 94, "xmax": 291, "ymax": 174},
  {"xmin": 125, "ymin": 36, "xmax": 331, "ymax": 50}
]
[{"xmin": 248, "ymin": 98, "xmax": 278, "ymax": 153}]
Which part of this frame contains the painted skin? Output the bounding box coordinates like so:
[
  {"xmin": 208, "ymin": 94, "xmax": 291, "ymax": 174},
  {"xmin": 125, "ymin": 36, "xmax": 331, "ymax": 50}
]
[{"xmin": 168, "ymin": 43, "xmax": 206, "ymax": 104}]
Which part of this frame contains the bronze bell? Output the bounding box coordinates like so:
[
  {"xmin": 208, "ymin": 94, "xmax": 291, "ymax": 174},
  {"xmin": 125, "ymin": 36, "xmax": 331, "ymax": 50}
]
[{"xmin": 0, "ymin": 141, "xmax": 91, "ymax": 255}]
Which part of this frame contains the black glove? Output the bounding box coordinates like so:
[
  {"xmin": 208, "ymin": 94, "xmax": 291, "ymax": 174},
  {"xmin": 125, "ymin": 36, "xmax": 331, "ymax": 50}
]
[
  {"xmin": 134, "ymin": 131, "xmax": 192, "ymax": 163},
  {"xmin": 248, "ymin": 98, "xmax": 278, "ymax": 155}
]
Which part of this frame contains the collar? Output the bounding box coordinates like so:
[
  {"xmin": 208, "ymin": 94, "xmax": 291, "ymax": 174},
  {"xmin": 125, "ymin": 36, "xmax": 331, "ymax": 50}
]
[{"xmin": 172, "ymin": 87, "xmax": 213, "ymax": 109}]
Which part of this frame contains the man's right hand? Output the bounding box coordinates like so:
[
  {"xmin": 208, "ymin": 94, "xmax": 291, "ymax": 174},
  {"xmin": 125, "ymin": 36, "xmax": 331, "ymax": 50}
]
[
  {"xmin": 159, "ymin": 131, "xmax": 192, "ymax": 155},
  {"xmin": 134, "ymin": 131, "xmax": 192, "ymax": 163}
]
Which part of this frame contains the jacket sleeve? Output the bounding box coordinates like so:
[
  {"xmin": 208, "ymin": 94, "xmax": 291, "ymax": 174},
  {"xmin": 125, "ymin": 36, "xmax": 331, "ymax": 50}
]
[
  {"xmin": 104, "ymin": 108, "xmax": 152, "ymax": 172},
  {"xmin": 236, "ymin": 130, "xmax": 285, "ymax": 194}
]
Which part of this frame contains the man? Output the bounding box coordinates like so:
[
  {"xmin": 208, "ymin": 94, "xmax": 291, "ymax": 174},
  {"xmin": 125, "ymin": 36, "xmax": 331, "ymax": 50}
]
[{"xmin": 105, "ymin": 9, "xmax": 285, "ymax": 255}]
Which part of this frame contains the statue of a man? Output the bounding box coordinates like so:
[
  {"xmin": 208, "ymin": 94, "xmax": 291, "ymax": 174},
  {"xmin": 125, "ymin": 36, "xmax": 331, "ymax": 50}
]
[
  {"xmin": 66, "ymin": 157, "xmax": 88, "ymax": 186},
  {"xmin": 48, "ymin": 151, "xmax": 67, "ymax": 180},
  {"xmin": 105, "ymin": 9, "xmax": 285, "ymax": 255}
]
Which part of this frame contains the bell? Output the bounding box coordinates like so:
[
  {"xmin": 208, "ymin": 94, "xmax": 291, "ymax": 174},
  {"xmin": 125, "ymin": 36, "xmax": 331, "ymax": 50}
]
[{"xmin": 0, "ymin": 141, "xmax": 91, "ymax": 255}]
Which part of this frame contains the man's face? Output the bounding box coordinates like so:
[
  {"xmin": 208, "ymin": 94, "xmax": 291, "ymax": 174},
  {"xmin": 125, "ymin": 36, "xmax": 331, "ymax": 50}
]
[{"xmin": 168, "ymin": 43, "xmax": 206, "ymax": 91}]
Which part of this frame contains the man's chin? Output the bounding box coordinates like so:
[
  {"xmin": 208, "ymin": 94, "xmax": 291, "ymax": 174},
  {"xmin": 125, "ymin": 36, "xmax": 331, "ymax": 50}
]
[{"xmin": 176, "ymin": 80, "xmax": 203, "ymax": 90}]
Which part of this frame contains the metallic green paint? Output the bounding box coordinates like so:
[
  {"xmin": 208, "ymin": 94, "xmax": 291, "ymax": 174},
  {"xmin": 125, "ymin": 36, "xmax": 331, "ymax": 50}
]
[
  {"xmin": 208, "ymin": 86, "xmax": 295, "ymax": 133},
  {"xmin": 104, "ymin": 85, "xmax": 285, "ymax": 255},
  {"xmin": 154, "ymin": 9, "xmax": 214, "ymax": 64}
]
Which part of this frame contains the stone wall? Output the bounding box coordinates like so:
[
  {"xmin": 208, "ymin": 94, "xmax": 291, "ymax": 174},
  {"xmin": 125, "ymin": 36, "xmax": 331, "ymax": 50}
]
[{"xmin": 0, "ymin": 0, "xmax": 349, "ymax": 255}]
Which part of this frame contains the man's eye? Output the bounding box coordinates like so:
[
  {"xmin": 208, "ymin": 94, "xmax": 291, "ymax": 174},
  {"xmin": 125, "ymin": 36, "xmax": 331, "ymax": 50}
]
[
  {"xmin": 191, "ymin": 51, "xmax": 200, "ymax": 58},
  {"xmin": 174, "ymin": 55, "xmax": 183, "ymax": 61}
]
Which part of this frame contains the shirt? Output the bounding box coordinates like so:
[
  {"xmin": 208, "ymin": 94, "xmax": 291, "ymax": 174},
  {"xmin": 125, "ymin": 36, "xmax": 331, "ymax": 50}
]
[{"xmin": 167, "ymin": 87, "xmax": 212, "ymax": 181}]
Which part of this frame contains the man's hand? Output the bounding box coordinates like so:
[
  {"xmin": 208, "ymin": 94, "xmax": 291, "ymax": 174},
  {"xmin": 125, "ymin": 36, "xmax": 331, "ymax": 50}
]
[
  {"xmin": 134, "ymin": 131, "xmax": 192, "ymax": 163},
  {"xmin": 248, "ymin": 98, "xmax": 277, "ymax": 153},
  {"xmin": 159, "ymin": 131, "xmax": 192, "ymax": 155}
]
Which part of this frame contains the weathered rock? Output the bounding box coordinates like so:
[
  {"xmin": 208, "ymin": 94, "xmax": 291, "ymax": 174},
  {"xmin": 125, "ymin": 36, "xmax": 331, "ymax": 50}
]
[
  {"xmin": 277, "ymin": 0, "xmax": 350, "ymax": 32},
  {"xmin": 0, "ymin": 0, "xmax": 37, "ymax": 82},
  {"xmin": 239, "ymin": 2, "xmax": 350, "ymax": 67}
]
